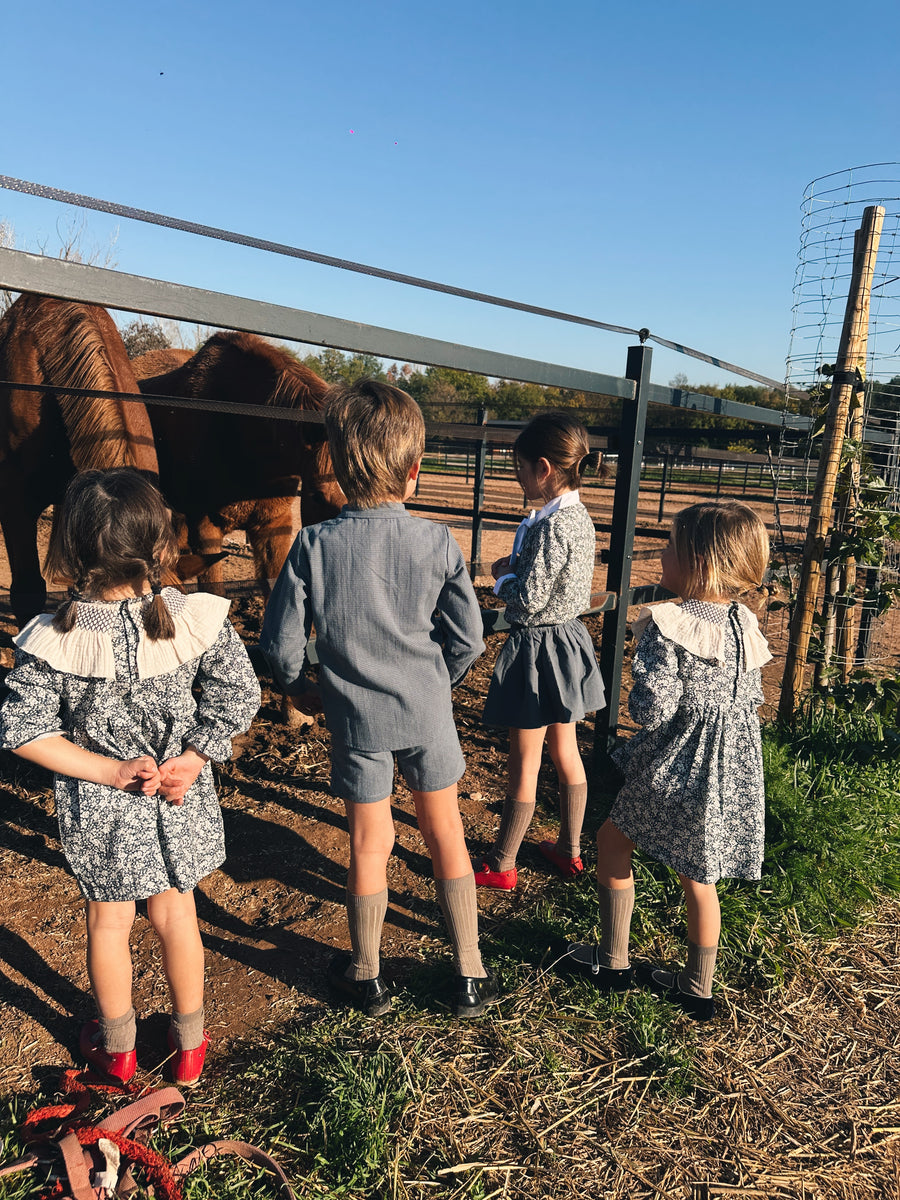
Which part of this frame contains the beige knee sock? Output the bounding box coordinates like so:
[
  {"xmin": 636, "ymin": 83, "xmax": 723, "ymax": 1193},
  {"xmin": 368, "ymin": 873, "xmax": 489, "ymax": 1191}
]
[
  {"xmin": 99, "ymin": 1006, "xmax": 136, "ymax": 1054},
  {"xmin": 598, "ymin": 883, "xmax": 634, "ymax": 970},
  {"xmin": 487, "ymin": 796, "xmax": 535, "ymax": 872},
  {"xmin": 434, "ymin": 873, "xmax": 485, "ymax": 978},
  {"xmin": 678, "ymin": 940, "xmax": 718, "ymax": 998},
  {"xmin": 557, "ymin": 782, "xmax": 588, "ymax": 860},
  {"xmin": 170, "ymin": 1005, "xmax": 205, "ymax": 1051},
  {"xmin": 346, "ymin": 888, "xmax": 388, "ymax": 981}
]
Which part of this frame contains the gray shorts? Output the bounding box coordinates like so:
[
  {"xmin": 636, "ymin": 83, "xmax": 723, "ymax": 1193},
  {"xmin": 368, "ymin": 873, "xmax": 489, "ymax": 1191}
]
[{"xmin": 330, "ymin": 732, "xmax": 466, "ymax": 804}]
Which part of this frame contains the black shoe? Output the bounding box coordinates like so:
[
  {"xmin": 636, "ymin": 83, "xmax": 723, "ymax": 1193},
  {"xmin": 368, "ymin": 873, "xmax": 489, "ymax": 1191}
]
[
  {"xmin": 558, "ymin": 943, "xmax": 633, "ymax": 992},
  {"xmin": 327, "ymin": 953, "xmax": 393, "ymax": 1017},
  {"xmin": 635, "ymin": 962, "xmax": 716, "ymax": 1021},
  {"xmin": 450, "ymin": 969, "xmax": 500, "ymax": 1018}
]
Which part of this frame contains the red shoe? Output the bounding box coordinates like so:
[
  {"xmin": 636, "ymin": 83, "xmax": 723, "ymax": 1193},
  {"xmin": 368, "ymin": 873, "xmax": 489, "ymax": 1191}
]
[
  {"xmin": 474, "ymin": 862, "xmax": 517, "ymax": 890},
  {"xmin": 538, "ymin": 840, "xmax": 584, "ymax": 878},
  {"xmin": 167, "ymin": 1029, "xmax": 210, "ymax": 1088},
  {"xmin": 79, "ymin": 1020, "xmax": 137, "ymax": 1084}
]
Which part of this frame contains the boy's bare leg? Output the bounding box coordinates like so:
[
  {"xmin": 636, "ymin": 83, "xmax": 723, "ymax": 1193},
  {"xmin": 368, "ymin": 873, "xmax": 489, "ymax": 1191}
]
[
  {"xmin": 414, "ymin": 784, "xmax": 485, "ymax": 978},
  {"xmin": 344, "ymin": 799, "xmax": 394, "ymax": 979}
]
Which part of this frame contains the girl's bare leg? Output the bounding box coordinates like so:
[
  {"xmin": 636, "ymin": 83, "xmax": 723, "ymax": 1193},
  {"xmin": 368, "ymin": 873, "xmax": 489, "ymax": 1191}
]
[
  {"xmin": 594, "ymin": 819, "xmax": 635, "ymax": 969},
  {"xmin": 146, "ymin": 888, "xmax": 205, "ymax": 1015},
  {"xmin": 679, "ymin": 876, "xmax": 721, "ymax": 946},
  {"xmin": 545, "ymin": 722, "xmax": 587, "ymax": 860},
  {"xmin": 677, "ymin": 876, "xmax": 720, "ymax": 998},
  {"xmin": 86, "ymin": 899, "xmax": 136, "ymax": 1019}
]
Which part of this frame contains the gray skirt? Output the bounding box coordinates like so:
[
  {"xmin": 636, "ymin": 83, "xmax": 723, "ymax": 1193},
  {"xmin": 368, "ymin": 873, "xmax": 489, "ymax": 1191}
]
[{"xmin": 483, "ymin": 618, "xmax": 605, "ymax": 729}]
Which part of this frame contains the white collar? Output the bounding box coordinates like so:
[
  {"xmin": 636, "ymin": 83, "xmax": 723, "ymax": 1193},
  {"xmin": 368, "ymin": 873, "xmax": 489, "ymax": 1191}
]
[
  {"xmin": 631, "ymin": 601, "xmax": 772, "ymax": 671},
  {"xmin": 528, "ymin": 489, "xmax": 580, "ymax": 526}
]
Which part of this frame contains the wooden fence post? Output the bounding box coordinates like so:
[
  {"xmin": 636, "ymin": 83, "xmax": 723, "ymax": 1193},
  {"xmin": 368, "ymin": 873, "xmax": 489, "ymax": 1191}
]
[{"xmin": 778, "ymin": 205, "xmax": 884, "ymax": 719}]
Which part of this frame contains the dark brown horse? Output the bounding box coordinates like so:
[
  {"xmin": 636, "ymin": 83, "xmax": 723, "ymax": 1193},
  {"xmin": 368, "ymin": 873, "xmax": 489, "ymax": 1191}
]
[
  {"xmin": 133, "ymin": 331, "xmax": 344, "ymax": 596},
  {"xmin": 0, "ymin": 294, "xmax": 159, "ymax": 624}
]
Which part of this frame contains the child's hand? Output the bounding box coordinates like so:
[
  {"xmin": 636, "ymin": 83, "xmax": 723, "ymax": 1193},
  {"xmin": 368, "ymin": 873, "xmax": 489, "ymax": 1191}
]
[
  {"xmin": 114, "ymin": 756, "xmax": 161, "ymax": 795},
  {"xmin": 158, "ymin": 748, "xmax": 209, "ymax": 806},
  {"xmin": 490, "ymin": 555, "xmax": 512, "ymax": 580}
]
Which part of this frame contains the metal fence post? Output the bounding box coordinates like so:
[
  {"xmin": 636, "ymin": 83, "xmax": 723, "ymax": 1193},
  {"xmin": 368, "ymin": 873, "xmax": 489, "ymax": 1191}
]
[
  {"xmin": 595, "ymin": 344, "xmax": 652, "ymax": 763},
  {"xmin": 469, "ymin": 405, "xmax": 488, "ymax": 579}
]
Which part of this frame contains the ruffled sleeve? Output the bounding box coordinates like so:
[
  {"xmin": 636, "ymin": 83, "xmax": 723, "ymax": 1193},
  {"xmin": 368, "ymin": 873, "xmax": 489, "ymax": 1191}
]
[
  {"xmin": 628, "ymin": 623, "xmax": 683, "ymax": 729},
  {"xmin": 181, "ymin": 618, "xmax": 261, "ymax": 762},
  {"xmin": 0, "ymin": 649, "xmax": 66, "ymax": 750}
]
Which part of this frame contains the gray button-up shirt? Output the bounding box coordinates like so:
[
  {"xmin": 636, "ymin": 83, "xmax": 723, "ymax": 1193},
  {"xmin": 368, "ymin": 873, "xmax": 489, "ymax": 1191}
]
[{"xmin": 260, "ymin": 503, "xmax": 484, "ymax": 751}]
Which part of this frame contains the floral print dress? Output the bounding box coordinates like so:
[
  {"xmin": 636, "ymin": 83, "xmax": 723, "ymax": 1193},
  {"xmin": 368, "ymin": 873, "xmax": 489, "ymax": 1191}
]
[
  {"xmin": 0, "ymin": 588, "xmax": 260, "ymax": 902},
  {"xmin": 610, "ymin": 599, "xmax": 770, "ymax": 884}
]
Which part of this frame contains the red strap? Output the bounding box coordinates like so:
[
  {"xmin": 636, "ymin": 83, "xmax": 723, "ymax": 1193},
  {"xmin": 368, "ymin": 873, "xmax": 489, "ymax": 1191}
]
[{"xmin": 173, "ymin": 1139, "xmax": 297, "ymax": 1198}]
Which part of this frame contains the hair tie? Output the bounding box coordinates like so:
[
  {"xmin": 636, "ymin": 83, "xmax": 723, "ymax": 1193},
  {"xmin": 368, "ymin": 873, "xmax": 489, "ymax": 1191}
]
[
  {"xmin": 150, "ymin": 582, "xmax": 163, "ymax": 596},
  {"xmin": 67, "ymin": 585, "xmax": 85, "ymax": 602}
]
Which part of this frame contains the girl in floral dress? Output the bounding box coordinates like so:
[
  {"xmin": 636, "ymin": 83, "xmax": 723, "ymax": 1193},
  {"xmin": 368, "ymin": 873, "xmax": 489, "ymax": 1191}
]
[
  {"xmin": 475, "ymin": 411, "xmax": 606, "ymax": 890},
  {"xmin": 0, "ymin": 469, "xmax": 260, "ymax": 1083},
  {"xmin": 563, "ymin": 501, "xmax": 770, "ymax": 1019}
]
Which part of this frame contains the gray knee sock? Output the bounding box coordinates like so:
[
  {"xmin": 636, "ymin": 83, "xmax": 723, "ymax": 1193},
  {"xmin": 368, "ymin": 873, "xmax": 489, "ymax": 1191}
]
[
  {"xmin": 346, "ymin": 888, "xmax": 388, "ymax": 981},
  {"xmin": 99, "ymin": 1007, "xmax": 136, "ymax": 1054},
  {"xmin": 170, "ymin": 1005, "xmax": 205, "ymax": 1051},
  {"xmin": 488, "ymin": 797, "xmax": 535, "ymax": 872},
  {"xmin": 678, "ymin": 941, "xmax": 717, "ymax": 998},
  {"xmin": 434, "ymin": 873, "xmax": 485, "ymax": 978},
  {"xmin": 598, "ymin": 883, "xmax": 634, "ymax": 970},
  {"xmin": 557, "ymin": 782, "xmax": 588, "ymax": 860}
]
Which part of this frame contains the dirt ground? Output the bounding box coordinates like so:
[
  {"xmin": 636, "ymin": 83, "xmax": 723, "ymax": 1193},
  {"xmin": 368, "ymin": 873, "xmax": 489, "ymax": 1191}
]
[{"xmin": 0, "ymin": 471, "xmax": 876, "ymax": 1096}]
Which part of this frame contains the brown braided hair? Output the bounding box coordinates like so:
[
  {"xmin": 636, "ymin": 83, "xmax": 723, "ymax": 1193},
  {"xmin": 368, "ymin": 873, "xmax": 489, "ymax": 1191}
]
[{"xmin": 45, "ymin": 468, "xmax": 179, "ymax": 640}]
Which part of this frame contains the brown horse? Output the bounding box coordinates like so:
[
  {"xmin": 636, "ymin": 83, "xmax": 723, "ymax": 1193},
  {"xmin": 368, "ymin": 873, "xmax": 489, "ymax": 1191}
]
[
  {"xmin": 0, "ymin": 294, "xmax": 159, "ymax": 625},
  {"xmin": 133, "ymin": 331, "xmax": 344, "ymax": 596}
]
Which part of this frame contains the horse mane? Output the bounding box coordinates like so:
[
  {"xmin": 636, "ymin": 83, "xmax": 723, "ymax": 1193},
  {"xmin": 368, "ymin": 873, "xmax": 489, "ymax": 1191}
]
[
  {"xmin": 130, "ymin": 347, "xmax": 192, "ymax": 380},
  {"xmin": 141, "ymin": 331, "xmax": 330, "ymax": 412},
  {"xmin": 7, "ymin": 295, "xmax": 147, "ymax": 470}
]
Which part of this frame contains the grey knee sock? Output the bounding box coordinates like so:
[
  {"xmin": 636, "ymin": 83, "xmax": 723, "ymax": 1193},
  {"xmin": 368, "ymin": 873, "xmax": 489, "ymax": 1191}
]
[
  {"xmin": 678, "ymin": 941, "xmax": 718, "ymax": 998},
  {"xmin": 557, "ymin": 782, "xmax": 588, "ymax": 860},
  {"xmin": 598, "ymin": 883, "xmax": 634, "ymax": 970},
  {"xmin": 434, "ymin": 873, "xmax": 485, "ymax": 978},
  {"xmin": 170, "ymin": 1005, "xmax": 205, "ymax": 1051},
  {"xmin": 346, "ymin": 888, "xmax": 388, "ymax": 981},
  {"xmin": 488, "ymin": 796, "xmax": 535, "ymax": 872},
  {"xmin": 99, "ymin": 1007, "xmax": 136, "ymax": 1054}
]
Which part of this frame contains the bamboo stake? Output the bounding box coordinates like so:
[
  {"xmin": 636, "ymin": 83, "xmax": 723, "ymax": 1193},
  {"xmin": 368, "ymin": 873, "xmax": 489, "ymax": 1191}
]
[{"xmin": 778, "ymin": 205, "xmax": 884, "ymax": 720}]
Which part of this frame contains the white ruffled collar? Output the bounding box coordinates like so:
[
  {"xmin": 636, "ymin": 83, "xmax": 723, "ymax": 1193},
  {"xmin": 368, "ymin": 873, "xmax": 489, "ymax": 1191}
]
[
  {"xmin": 13, "ymin": 588, "xmax": 232, "ymax": 680},
  {"xmin": 631, "ymin": 600, "xmax": 771, "ymax": 671}
]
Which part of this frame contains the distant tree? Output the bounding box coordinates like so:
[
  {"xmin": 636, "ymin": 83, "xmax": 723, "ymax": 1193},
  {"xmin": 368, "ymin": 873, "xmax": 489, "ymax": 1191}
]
[
  {"xmin": 300, "ymin": 348, "xmax": 387, "ymax": 384},
  {"xmin": 120, "ymin": 319, "xmax": 171, "ymax": 358}
]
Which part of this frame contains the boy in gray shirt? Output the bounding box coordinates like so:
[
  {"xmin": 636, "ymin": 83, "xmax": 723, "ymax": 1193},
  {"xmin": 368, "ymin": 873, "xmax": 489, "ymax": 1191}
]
[{"xmin": 260, "ymin": 379, "xmax": 498, "ymax": 1017}]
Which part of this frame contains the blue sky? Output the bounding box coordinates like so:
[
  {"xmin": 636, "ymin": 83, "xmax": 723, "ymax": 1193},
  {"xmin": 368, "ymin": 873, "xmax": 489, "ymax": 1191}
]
[{"xmin": 2, "ymin": 0, "xmax": 899, "ymax": 390}]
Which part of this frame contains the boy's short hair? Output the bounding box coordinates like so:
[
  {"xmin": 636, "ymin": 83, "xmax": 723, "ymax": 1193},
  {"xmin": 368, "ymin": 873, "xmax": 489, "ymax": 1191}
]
[{"xmin": 324, "ymin": 378, "xmax": 426, "ymax": 508}]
